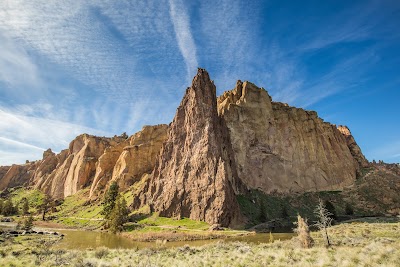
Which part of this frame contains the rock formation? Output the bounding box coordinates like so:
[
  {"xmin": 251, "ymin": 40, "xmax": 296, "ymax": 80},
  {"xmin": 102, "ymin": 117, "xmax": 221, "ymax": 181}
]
[
  {"xmin": 337, "ymin": 125, "xmax": 370, "ymax": 168},
  {"xmin": 90, "ymin": 124, "xmax": 168, "ymax": 198},
  {"xmin": 0, "ymin": 126, "xmax": 168, "ymax": 200},
  {"xmin": 137, "ymin": 69, "xmax": 241, "ymax": 226},
  {"xmin": 0, "ymin": 164, "xmax": 34, "ymax": 191},
  {"xmin": 218, "ymin": 81, "xmax": 360, "ymax": 193},
  {"xmin": 0, "ymin": 68, "xmax": 379, "ymax": 226}
]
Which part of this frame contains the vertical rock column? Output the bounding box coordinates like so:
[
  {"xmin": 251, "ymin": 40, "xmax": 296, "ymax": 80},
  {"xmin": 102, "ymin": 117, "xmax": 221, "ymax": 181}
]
[{"xmin": 144, "ymin": 69, "xmax": 240, "ymax": 226}]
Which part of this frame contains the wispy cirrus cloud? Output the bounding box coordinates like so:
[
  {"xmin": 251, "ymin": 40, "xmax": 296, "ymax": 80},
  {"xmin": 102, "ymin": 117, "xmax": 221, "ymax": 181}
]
[
  {"xmin": 0, "ymin": 0, "xmax": 399, "ymax": 166},
  {"xmin": 196, "ymin": 0, "xmax": 261, "ymax": 91},
  {"xmin": 0, "ymin": 107, "xmax": 110, "ymax": 165},
  {"xmin": 0, "ymin": 33, "xmax": 41, "ymax": 94},
  {"xmin": 294, "ymin": 49, "xmax": 380, "ymax": 107},
  {"xmin": 168, "ymin": 0, "xmax": 198, "ymax": 80},
  {"xmin": 0, "ymin": 0, "xmax": 186, "ymax": 165},
  {"xmin": 0, "ymin": 1, "xmax": 186, "ymax": 104}
]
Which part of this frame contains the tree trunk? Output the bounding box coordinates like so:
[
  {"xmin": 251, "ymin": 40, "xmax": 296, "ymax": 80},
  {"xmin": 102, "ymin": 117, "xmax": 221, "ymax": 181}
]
[{"xmin": 324, "ymin": 227, "xmax": 331, "ymax": 247}]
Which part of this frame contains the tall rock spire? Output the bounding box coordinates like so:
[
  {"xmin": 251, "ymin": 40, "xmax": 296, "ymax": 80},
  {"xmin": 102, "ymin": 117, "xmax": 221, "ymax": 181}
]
[{"xmin": 143, "ymin": 68, "xmax": 241, "ymax": 226}]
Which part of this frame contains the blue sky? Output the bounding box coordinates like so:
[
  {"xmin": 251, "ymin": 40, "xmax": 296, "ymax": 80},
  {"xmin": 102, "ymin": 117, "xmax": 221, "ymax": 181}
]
[{"xmin": 0, "ymin": 0, "xmax": 399, "ymax": 166}]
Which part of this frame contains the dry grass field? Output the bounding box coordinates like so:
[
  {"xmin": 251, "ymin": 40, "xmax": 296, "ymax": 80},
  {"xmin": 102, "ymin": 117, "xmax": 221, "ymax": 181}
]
[{"xmin": 1, "ymin": 221, "xmax": 399, "ymax": 266}]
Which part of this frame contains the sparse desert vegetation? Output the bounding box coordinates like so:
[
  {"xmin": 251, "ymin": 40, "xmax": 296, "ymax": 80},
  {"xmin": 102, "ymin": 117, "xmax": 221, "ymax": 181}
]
[{"xmin": 1, "ymin": 221, "xmax": 399, "ymax": 266}]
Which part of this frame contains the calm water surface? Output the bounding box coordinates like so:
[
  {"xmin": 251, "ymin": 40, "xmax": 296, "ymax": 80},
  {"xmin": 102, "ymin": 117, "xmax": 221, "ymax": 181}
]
[
  {"xmin": 1, "ymin": 222, "xmax": 294, "ymax": 249},
  {"xmin": 55, "ymin": 229, "xmax": 295, "ymax": 249}
]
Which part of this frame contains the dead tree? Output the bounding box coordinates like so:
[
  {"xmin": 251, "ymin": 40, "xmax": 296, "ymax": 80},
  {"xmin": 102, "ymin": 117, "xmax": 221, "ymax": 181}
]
[{"xmin": 314, "ymin": 199, "xmax": 333, "ymax": 247}]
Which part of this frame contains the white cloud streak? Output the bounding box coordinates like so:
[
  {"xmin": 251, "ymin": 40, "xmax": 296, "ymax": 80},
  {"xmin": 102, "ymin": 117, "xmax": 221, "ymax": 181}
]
[
  {"xmin": 0, "ymin": 137, "xmax": 46, "ymax": 151},
  {"xmin": 0, "ymin": 108, "xmax": 110, "ymax": 165},
  {"xmin": 168, "ymin": 0, "xmax": 198, "ymax": 80}
]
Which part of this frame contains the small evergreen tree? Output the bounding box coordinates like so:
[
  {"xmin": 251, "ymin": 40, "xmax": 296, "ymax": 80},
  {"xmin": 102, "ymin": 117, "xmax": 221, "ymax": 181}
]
[
  {"xmin": 2, "ymin": 199, "xmax": 15, "ymax": 216},
  {"xmin": 14, "ymin": 201, "xmax": 19, "ymax": 214},
  {"xmin": 102, "ymin": 182, "xmax": 119, "ymax": 220},
  {"xmin": 109, "ymin": 195, "xmax": 129, "ymax": 234},
  {"xmin": 21, "ymin": 197, "xmax": 30, "ymax": 215},
  {"xmin": 23, "ymin": 214, "xmax": 34, "ymax": 231},
  {"xmin": 40, "ymin": 194, "xmax": 53, "ymax": 221},
  {"xmin": 120, "ymin": 197, "xmax": 129, "ymax": 222}
]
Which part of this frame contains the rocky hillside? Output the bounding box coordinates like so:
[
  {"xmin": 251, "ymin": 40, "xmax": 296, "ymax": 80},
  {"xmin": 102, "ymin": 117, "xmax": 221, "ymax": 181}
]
[
  {"xmin": 1, "ymin": 68, "xmax": 393, "ymax": 226},
  {"xmin": 0, "ymin": 125, "xmax": 168, "ymax": 200}
]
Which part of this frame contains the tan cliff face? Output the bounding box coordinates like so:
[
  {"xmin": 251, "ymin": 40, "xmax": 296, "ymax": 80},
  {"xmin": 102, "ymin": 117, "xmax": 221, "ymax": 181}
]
[
  {"xmin": 89, "ymin": 124, "xmax": 168, "ymax": 199},
  {"xmin": 111, "ymin": 125, "xmax": 168, "ymax": 191},
  {"xmin": 136, "ymin": 69, "xmax": 241, "ymax": 226},
  {"xmin": 0, "ymin": 164, "xmax": 36, "ymax": 191},
  {"xmin": 218, "ymin": 81, "xmax": 360, "ymax": 193}
]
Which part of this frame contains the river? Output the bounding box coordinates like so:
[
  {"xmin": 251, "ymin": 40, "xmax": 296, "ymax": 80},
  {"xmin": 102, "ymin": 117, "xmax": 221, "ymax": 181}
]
[{"xmin": 1, "ymin": 222, "xmax": 294, "ymax": 249}]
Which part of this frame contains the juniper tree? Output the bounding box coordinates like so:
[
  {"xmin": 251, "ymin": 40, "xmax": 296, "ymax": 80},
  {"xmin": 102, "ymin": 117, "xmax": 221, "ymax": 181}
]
[
  {"xmin": 23, "ymin": 214, "xmax": 34, "ymax": 231},
  {"xmin": 109, "ymin": 195, "xmax": 129, "ymax": 234},
  {"xmin": 40, "ymin": 194, "xmax": 53, "ymax": 221},
  {"xmin": 2, "ymin": 199, "xmax": 16, "ymax": 216},
  {"xmin": 101, "ymin": 181, "xmax": 119, "ymax": 220},
  {"xmin": 21, "ymin": 197, "xmax": 29, "ymax": 215},
  {"xmin": 314, "ymin": 199, "xmax": 333, "ymax": 247}
]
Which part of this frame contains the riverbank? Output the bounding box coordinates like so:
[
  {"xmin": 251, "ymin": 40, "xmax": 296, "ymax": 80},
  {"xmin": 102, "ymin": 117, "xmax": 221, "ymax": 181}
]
[
  {"xmin": 1, "ymin": 221, "xmax": 399, "ymax": 266},
  {"xmin": 121, "ymin": 227, "xmax": 251, "ymax": 242}
]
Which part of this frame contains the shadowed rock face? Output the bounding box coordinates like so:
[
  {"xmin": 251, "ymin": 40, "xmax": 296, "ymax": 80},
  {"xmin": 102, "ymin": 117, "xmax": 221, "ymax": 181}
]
[
  {"xmin": 139, "ymin": 69, "xmax": 241, "ymax": 226},
  {"xmin": 218, "ymin": 81, "xmax": 360, "ymax": 193}
]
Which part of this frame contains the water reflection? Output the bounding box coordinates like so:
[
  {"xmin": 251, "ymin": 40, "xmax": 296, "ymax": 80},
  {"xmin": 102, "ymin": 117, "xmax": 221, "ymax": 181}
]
[
  {"xmin": 1, "ymin": 222, "xmax": 294, "ymax": 250},
  {"xmin": 55, "ymin": 229, "xmax": 295, "ymax": 250}
]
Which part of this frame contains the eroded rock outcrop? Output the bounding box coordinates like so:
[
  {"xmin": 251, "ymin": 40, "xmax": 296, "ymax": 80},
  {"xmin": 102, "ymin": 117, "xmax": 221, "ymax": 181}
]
[
  {"xmin": 337, "ymin": 125, "xmax": 370, "ymax": 168},
  {"xmin": 111, "ymin": 125, "xmax": 168, "ymax": 191},
  {"xmin": 137, "ymin": 69, "xmax": 241, "ymax": 226},
  {"xmin": 0, "ymin": 127, "xmax": 168, "ymax": 200},
  {"xmin": 89, "ymin": 125, "xmax": 168, "ymax": 198},
  {"xmin": 31, "ymin": 134, "xmax": 126, "ymax": 199},
  {"xmin": 218, "ymin": 81, "xmax": 360, "ymax": 193},
  {"xmin": 0, "ymin": 163, "xmax": 35, "ymax": 191}
]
